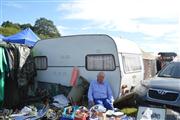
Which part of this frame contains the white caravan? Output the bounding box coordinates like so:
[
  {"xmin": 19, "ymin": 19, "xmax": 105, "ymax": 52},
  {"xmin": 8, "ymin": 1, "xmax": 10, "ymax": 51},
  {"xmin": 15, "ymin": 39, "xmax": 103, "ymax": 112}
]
[{"xmin": 32, "ymin": 34, "xmax": 144, "ymax": 101}]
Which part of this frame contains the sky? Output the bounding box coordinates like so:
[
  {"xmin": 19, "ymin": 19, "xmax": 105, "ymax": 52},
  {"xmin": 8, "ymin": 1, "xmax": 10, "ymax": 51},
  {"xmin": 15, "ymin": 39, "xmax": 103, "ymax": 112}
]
[{"xmin": 0, "ymin": 0, "xmax": 180, "ymax": 53}]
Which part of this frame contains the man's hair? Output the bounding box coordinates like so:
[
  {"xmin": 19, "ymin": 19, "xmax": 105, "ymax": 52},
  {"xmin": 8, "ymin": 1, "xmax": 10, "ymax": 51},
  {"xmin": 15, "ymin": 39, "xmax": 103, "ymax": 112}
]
[{"xmin": 97, "ymin": 71, "xmax": 105, "ymax": 77}]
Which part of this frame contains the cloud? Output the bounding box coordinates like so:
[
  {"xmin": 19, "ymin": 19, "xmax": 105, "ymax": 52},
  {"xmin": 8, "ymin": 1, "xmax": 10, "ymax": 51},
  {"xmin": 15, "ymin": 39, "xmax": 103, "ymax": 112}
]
[
  {"xmin": 58, "ymin": 0, "xmax": 179, "ymax": 35},
  {"xmin": 112, "ymin": 35, "xmax": 179, "ymax": 53},
  {"xmin": 133, "ymin": 17, "xmax": 178, "ymax": 24},
  {"xmin": 57, "ymin": 0, "xmax": 180, "ymax": 53},
  {"xmin": 177, "ymin": 17, "xmax": 180, "ymax": 53},
  {"xmin": 58, "ymin": 0, "xmax": 180, "ymax": 36},
  {"xmin": 141, "ymin": 42, "xmax": 179, "ymax": 53},
  {"xmin": 57, "ymin": 25, "xmax": 70, "ymax": 35},
  {"xmin": 58, "ymin": 0, "xmax": 180, "ymax": 19}
]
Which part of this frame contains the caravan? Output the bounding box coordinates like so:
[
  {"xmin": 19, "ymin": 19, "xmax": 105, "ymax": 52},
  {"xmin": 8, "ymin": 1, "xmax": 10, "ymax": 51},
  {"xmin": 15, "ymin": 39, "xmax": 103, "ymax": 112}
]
[{"xmin": 32, "ymin": 34, "xmax": 144, "ymax": 102}]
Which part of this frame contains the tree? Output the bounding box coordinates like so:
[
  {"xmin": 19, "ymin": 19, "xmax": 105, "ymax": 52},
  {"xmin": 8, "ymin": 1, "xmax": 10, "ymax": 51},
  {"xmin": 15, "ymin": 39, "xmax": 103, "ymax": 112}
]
[
  {"xmin": 20, "ymin": 23, "xmax": 33, "ymax": 30},
  {"xmin": 0, "ymin": 18, "xmax": 61, "ymax": 39},
  {"xmin": 34, "ymin": 18, "xmax": 60, "ymax": 39},
  {"xmin": 1, "ymin": 21, "xmax": 21, "ymax": 30},
  {"xmin": 0, "ymin": 27, "xmax": 21, "ymax": 36}
]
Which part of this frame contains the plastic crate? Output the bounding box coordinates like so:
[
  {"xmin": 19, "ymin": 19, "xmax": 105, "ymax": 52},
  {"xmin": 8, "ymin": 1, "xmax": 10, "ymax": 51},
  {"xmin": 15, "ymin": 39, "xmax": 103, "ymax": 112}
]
[{"xmin": 60, "ymin": 106, "xmax": 79, "ymax": 120}]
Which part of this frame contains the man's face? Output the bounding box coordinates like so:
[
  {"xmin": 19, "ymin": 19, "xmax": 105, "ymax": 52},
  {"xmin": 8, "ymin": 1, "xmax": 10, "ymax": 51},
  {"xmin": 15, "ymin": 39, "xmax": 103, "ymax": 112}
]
[{"xmin": 97, "ymin": 75, "xmax": 104, "ymax": 84}]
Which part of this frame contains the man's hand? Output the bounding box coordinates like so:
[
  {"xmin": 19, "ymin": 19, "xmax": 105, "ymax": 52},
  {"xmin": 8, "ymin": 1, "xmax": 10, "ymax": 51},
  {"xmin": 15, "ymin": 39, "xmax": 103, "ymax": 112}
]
[{"xmin": 89, "ymin": 100, "xmax": 94, "ymax": 108}]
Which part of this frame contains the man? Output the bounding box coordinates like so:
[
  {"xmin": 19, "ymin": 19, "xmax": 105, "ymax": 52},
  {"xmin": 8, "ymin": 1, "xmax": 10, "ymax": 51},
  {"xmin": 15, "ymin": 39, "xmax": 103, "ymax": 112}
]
[
  {"xmin": 88, "ymin": 71, "xmax": 114, "ymax": 110},
  {"xmin": 156, "ymin": 56, "xmax": 162, "ymax": 72}
]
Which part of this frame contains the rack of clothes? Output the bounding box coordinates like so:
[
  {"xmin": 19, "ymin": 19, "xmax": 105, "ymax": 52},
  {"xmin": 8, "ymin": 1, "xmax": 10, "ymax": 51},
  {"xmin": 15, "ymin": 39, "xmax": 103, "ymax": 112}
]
[{"xmin": 0, "ymin": 42, "xmax": 37, "ymax": 108}]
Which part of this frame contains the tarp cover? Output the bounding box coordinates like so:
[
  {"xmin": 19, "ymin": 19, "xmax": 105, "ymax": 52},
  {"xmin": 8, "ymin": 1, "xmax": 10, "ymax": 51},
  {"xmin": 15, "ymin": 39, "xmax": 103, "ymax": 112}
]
[{"xmin": 3, "ymin": 28, "xmax": 40, "ymax": 47}]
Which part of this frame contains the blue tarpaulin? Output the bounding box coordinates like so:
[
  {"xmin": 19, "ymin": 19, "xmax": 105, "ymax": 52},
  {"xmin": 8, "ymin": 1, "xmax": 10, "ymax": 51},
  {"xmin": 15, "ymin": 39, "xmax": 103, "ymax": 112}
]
[{"xmin": 3, "ymin": 28, "xmax": 40, "ymax": 47}]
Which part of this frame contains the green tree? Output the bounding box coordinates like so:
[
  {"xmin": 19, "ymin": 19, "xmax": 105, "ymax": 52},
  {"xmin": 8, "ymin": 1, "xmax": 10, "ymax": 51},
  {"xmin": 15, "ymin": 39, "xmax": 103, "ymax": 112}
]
[
  {"xmin": 34, "ymin": 18, "xmax": 60, "ymax": 39},
  {"xmin": 1, "ymin": 21, "xmax": 21, "ymax": 30},
  {"xmin": 0, "ymin": 18, "xmax": 61, "ymax": 39},
  {"xmin": 1, "ymin": 21, "xmax": 21, "ymax": 36},
  {"xmin": 20, "ymin": 23, "xmax": 33, "ymax": 30},
  {"xmin": 0, "ymin": 27, "xmax": 21, "ymax": 36}
]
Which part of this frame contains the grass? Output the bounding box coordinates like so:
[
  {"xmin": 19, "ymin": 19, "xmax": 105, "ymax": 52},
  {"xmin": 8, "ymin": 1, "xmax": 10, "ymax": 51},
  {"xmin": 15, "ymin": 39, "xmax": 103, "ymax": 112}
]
[{"xmin": 120, "ymin": 107, "xmax": 138, "ymax": 116}]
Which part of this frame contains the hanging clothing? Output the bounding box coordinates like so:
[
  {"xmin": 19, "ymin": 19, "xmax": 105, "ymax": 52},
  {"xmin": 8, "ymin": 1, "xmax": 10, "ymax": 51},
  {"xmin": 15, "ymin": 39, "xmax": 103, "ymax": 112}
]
[
  {"xmin": 2, "ymin": 43, "xmax": 34, "ymax": 108},
  {"xmin": 0, "ymin": 47, "xmax": 8, "ymax": 106},
  {"xmin": 3, "ymin": 44, "xmax": 20, "ymax": 108}
]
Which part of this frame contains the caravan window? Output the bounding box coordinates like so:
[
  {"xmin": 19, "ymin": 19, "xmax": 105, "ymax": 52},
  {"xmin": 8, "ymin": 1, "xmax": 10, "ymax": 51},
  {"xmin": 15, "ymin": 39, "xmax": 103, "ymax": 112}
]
[
  {"xmin": 34, "ymin": 56, "xmax": 47, "ymax": 70},
  {"xmin": 122, "ymin": 54, "xmax": 142, "ymax": 73},
  {"xmin": 86, "ymin": 54, "xmax": 115, "ymax": 71}
]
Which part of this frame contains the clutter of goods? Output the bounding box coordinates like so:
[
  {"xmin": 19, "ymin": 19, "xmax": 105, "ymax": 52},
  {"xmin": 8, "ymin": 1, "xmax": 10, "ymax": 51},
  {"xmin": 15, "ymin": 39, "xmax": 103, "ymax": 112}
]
[
  {"xmin": 1, "ymin": 93, "xmax": 180, "ymax": 120},
  {"xmin": 0, "ymin": 98, "xmax": 136, "ymax": 120}
]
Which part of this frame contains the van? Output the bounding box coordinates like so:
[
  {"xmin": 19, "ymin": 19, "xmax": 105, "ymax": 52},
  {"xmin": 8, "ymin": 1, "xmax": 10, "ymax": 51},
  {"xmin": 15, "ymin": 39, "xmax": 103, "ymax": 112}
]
[{"xmin": 32, "ymin": 34, "xmax": 144, "ymax": 102}]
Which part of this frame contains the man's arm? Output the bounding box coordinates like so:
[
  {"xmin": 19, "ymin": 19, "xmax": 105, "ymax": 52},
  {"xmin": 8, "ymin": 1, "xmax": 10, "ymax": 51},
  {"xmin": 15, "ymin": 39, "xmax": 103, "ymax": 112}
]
[{"xmin": 107, "ymin": 82, "xmax": 114, "ymax": 103}]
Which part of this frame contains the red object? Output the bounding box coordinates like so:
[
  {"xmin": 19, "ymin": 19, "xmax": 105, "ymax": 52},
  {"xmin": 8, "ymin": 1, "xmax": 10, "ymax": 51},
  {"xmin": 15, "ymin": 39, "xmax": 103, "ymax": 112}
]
[
  {"xmin": 74, "ymin": 116, "xmax": 87, "ymax": 120},
  {"xmin": 74, "ymin": 112, "xmax": 88, "ymax": 120},
  {"xmin": 70, "ymin": 67, "xmax": 79, "ymax": 86}
]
